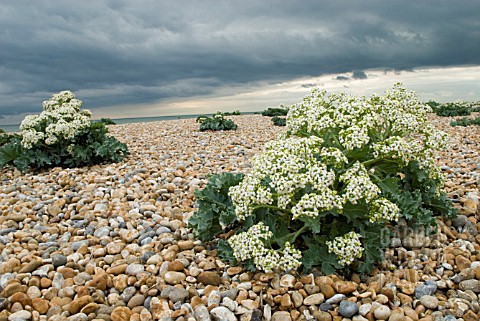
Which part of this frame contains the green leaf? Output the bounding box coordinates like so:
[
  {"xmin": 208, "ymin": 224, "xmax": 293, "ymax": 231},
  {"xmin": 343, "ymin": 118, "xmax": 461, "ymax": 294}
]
[
  {"xmin": 357, "ymin": 225, "xmax": 386, "ymax": 273},
  {"xmin": 298, "ymin": 215, "xmax": 321, "ymax": 234},
  {"xmin": 0, "ymin": 142, "xmax": 22, "ymax": 168},
  {"xmin": 301, "ymin": 239, "xmax": 342, "ymax": 275},
  {"xmin": 375, "ymin": 176, "xmax": 401, "ymax": 197},
  {"xmin": 188, "ymin": 172, "xmax": 243, "ymax": 241},
  {"xmin": 216, "ymin": 239, "xmax": 238, "ymax": 265}
]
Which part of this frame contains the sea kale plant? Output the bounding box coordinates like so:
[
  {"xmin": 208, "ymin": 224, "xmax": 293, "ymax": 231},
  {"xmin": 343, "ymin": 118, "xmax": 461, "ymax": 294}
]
[
  {"xmin": 190, "ymin": 84, "xmax": 456, "ymax": 275},
  {"xmin": 0, "ymin": 91, "xmax": 128, "ymax": 171},
  {"xmin": 196, "ymin": 112, "xmax": 238, "ymax": 131}
]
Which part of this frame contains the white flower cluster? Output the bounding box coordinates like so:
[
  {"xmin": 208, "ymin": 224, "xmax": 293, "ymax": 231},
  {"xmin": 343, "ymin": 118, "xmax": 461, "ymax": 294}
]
[
  {"xmin": 372, "ymin": 136, "xmax": 419, "ymax": 165},
  {"xmin": 229, "ymin": 136, "xmax": 343, "ymax": 220},
  {"xmin": 20, "ymin": 91, "xmax": 91, "ymax": 150},
  {"xmin": 326, "ymin": 231, "xmax": 363, "ymax": 266},
  {"xmin": 339, "ymin": 126, "xmax": 370, "ymax": 150},
  {"xmin": 228, "ymin": 223, "xmax": 302, "ymax": 272},
  {"xmin": 286, "ymin": 84, "xmax": 448, "ymax": 180},
  {"xmin": 320, "ymin": 147, "xmax": 348, "ymax": 165},
  {"xmin": 368, "ymin": 198, "xmax": 400, "ymax": 223},
  {"xmin": 291, "ymin": 191, "xmax": 343, "ymax": 219},
  {"xmin": 339, "ymin": 162, "xmax": 380, "ymax": 204}
]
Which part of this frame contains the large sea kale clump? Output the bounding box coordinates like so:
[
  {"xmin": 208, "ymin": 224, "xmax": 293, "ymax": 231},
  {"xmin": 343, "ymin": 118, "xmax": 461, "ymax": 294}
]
[
  {"xmin": 189, "ymin": 84, "xmax": 456, "ymax": 275},
  {"xmin": 0, "ymin": 91, "xmax": 128, "ymax": 171}
]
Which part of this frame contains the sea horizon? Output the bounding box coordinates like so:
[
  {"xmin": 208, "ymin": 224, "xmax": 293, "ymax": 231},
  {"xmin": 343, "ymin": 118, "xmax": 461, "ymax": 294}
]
[{"xmin": 0, "ymin": 111, "xmax": 260, "ymax": 133}]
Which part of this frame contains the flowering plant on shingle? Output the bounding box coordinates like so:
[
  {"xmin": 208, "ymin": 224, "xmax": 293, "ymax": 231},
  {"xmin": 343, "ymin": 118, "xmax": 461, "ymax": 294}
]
[
  {"xmin": 219, "ymin": 83, "xmax": 456, "ymax": 274},
  {"xmin": 0, "ymin": 91, "xmax": 128, "ymax": 171}
]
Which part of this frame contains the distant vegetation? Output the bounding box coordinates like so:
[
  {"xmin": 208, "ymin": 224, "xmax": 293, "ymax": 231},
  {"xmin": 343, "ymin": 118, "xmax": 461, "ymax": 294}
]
[
  {"xmin": 196, "ymin": 112, "xmax": 238, "ymax": 131},
  {"xmin": 271, "ymin": 116, "xmax": 286, "ymax": 126},
  {"xmin": 450, "ymin": 115, "xmax": 480, "ymax": 127},
  {"xmin": 223, "ymin": 110, "xmax": 241, "ymax": 116},
  {"xmin": 0, "ymin": 91, "xmax": 129, "ymax": 171},
  {"xmin": 99, "ymin": 117, "xmax": 116, "ymax": 125},
  {"xmin": 261, "ymin": 104, "xmax": 289, "ymax": 117},
  {"xmin": 427, "ymin": 100, "xmax": 480, "ymax": 117}
]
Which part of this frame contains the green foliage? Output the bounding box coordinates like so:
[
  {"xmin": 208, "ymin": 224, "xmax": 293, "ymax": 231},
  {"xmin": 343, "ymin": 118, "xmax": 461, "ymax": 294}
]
[
  {"xmin": 196, "ymin": 112, "xmax": 238, "ymax": 131},
  {"xmin": 0, "ymin": 131, "xmax": 18, "ymax": 147},
  {"xmin": 271, "ymin": 116, "xmax": 286, "ymax": 126},
  {"xmin": 0, "ymin": 135, "xmax": 22, "ymax": 168},
  {"xmin": 425, "ymin": 100, "xmax": 440, "ymax": 108},
  {"xmin": 188, "ymin": 172, "xmax": 244, "ymax": 241},
  {"xmin": 0, "ymin": 91, "xmax": 129, "ymax": 171},
  {"xmin": 450, "ymin": 115, "xmax": 480, "ymax": 127},
  {"xmin": 432, "ymin": 102, "xmax": 473, "ymax": 117},
  {"xmin": 262, "ymin": 105, "xmax": 289, "ymax": 116},
  {"xmin": 223, "ymin": 110, "xmax": 241, "ymax": 116},
  {"xmin": 99, "ymin": 117, "xmax": 116, "ymax": 125}
]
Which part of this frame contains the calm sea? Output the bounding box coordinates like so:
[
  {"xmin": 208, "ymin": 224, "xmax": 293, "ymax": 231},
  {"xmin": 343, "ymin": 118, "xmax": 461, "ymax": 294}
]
[{"xmin": 0, "ymin": 112, "xmax": 259, "ymax": 133}]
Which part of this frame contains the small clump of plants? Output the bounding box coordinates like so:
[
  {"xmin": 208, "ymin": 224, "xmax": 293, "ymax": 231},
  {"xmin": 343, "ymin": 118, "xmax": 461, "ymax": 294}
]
[
  {"xmin": 450, "ymin": 114, "xmax": 480, "ymax": 127},
  {"xmin": 429, "ymin": 101, "xmax": 477, "ymax": 117},
  {"xmin": 99, "ymin": 117, "xmax": 117, "ymax": 125},
  {"xmin": 196, "ymin": 112, "xmax": 238, "ymax": 131},
  {"xmin": 0, "ymin": 91, "xmax": 129, "ymax": 171},
  {"xmin": 189, "ymin": 84, "xmax": 456, "ymax": 275},
  {"xmin": 271, "ymin": 116, "xmax": 286, "ymax": 126},
  {"xmin": 223, "ymin": 110, "xmax": 241, "ymax": 116},
  {"xmin": 261, "ymin": 105, "xmax": 289, "ymax": 117}
]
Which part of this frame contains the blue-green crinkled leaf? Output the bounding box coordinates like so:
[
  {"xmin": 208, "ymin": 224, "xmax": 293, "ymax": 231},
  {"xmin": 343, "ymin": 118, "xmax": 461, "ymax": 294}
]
[
  {"xmin": 375, "ymin": 176, "xmax": 401, "ymax": 197},
  {"xmin": 301, "ymin": 237, "xmax": 342, "ymax": 274},
  {"xmin": 357, "ymin": 224, "xmax": 386, "ymax": 273},
  {"xmin": 188, "ymin": 172, "xmax": 243, "ymax": 241}
]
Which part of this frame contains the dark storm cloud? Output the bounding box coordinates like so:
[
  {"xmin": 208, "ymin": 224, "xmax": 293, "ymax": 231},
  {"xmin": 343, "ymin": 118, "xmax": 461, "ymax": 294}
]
[{"xmin": 0, "ymin": 0, "xmax": 479, "ymax": 116}]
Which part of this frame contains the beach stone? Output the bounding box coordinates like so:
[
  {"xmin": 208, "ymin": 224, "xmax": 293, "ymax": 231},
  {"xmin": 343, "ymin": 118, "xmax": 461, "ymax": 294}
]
[
  {"xmin": 80, "ymin": 302, "xmax": 99, "ymax": 314},
  {"xmin": 125, "ymin": 264, "xmax": 144, "ymax": 276},
  {"xmin": 197, "ymin": 271, "xmax": 222, "ymax": 286},
  {"xmin": 312, "ymin": 311, "xmax": 332, "ymax": 321},
  {"xmin": 151, "ymin": 297, "xmax": 172, "ymax": 319},
  {"xmin": 359, "ymin": 303, "xmax": 371, "ymax": 316},
  {"xmin": 177, "ymin": 240, "xmax": 194, "ymax": 250},
  {"xmin": 68, "ymin": 296, "xmax": 94, "ymax": 315},
  {"xmin": 319, "ymin": 302, "xmax": 333, "ymax": 312},
  {"xmin": 52, "ymin": 254, "xmax": 67, "ymax": 267},
  {"xmin": 161, "ymin": 286, "xmax": 189, "ymax": 303},
  {"xmin": 194, "ymin": 304, "xmax": 211, "ymax": 321},
  {"xmin": 326, "ymin": 294, "xmax": 346, "ymax": 305},
  {"xmin": 1, "ymin": 283, "xmax": 27, "ymax": 297},
  {"xmin": 459, "ymin": 279, "xmax": 480, "ymax": 292},
  {"xmin": 119, "ymin": 229, "xmax": 139, "ymax": 242},
  {"xmin": 164, "ymin": 271, "xmax": 186, "ymax": 285},
  {"xmin": 210, "ymin": 306, "xmax": 237, "ymax": 321},
  {"xmin": 127, "ymin": 294, "xmax": 145, "ymax": 309},
  {"xmin": 303, "ymin": 293, "xmax": 324, "ymax": 305},
  {"xmin": 291, "ymin": 292, "xmax": 303, "ymax": 307},
  {"xmin": 456, "ymin": 255, "xmax": 472, "ymax": 270},
  {"xmin": 32, "ymin": 299, "xmax": 49, "ymax": 315},
  {"xmin": 319, "ymin": 283, "xmax": 335, "ymax": 298},
  {"xmin": 271, "ymin": 311, "xmax": 292, "ymax": 321},
  {"xmin": 7, "ymin": 310, "xmax": 31, "ymax": 321},
  {"xmin": 420, "ymin": 295, "xmax": 439, "ymax": 310},
  {"xmin": 111, "ymin": 306, "xmax": 133, "ymax": 321},
  {"xmin": 0, "ymin": 258, "xmax": 20, "ymax": 274},
  {"xmin": 333, "ymin": 281, "xmax": 358, "ymax": 294},
  {"xmin": 338, "ymin": 300, "xmax": 359, "ymax": 318},
  {"xmin": 107, "ymin": 264, "xmax": 128, "ymax": 275},
  {"xmin": 168, "ymin": 260, "xmax": 185, "ymax": 271},
  {"xmin": 10, "ymin": 292, "xmax": 31, "ymax": 307},
  {"xmin": 414, "ymin": 281, "xmax": 437, "ymax": 299},
  {"xmin": 18, "ymin": 258, "xmax": 42, "ymax": 274},
  {"xmin": 373, "ymin": 305, "xmax": 391, "ymax": 320}
]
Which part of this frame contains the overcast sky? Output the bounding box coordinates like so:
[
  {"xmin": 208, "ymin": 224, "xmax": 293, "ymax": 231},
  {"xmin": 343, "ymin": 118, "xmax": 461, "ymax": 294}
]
[{"xmin": 1, "ymin": 0, "xmax": 479, "ymax": 123}]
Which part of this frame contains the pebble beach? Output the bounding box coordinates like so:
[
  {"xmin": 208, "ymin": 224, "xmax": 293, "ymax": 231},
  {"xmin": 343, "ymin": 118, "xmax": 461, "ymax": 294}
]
[{"xmin": 0, "ymin": 114, "xmax": 479, "ymax": 321}]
